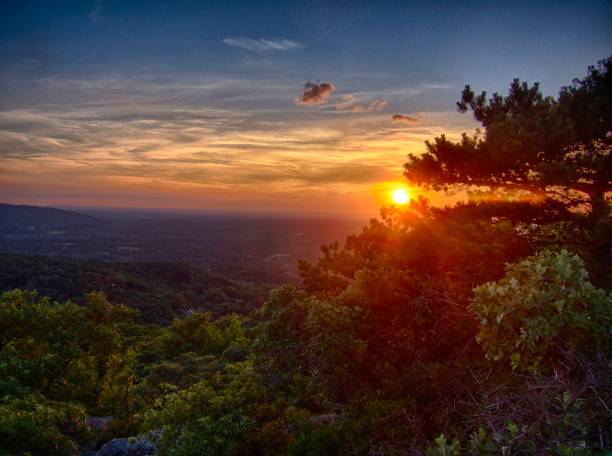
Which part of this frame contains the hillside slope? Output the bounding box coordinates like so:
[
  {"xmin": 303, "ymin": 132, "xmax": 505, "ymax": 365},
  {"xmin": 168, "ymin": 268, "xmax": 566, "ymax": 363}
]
[
  {"xmin": 0, "ymin": 253, "xmax": 268, "ymax": 324},
  {"xmin": 0, "ymin": 203, "xmax": 99, "ymax": 230}
]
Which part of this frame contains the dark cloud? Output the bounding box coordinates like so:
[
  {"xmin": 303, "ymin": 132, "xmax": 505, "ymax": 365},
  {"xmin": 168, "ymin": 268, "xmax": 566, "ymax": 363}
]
[
  {"xmin": 296, "ymin": 81, "xmax": 335, "ymax": 106},
  {"xmin": 391, "ymin": 114, "xmax": 418, "ymax": 124}
]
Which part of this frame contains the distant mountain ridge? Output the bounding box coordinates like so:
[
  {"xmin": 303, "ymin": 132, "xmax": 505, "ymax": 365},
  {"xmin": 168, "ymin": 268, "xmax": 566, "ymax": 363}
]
[
  {"xmin": 0, "ymin": 202, "xmax": 363, "ymax": 283},
  {"xmin": 0, "ymin": 203, "xmax": 99, "ymax": 229}
]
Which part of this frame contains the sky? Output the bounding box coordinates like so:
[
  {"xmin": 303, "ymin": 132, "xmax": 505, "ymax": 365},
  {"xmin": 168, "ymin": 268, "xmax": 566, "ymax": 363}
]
[{"xmin": 0, "ymin": 0, "xmax": 610, "ymax": 216}]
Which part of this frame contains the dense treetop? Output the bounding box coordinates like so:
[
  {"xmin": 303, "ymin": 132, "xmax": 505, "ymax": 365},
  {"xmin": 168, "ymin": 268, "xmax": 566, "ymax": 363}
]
[{"xmin": 404, "ymin": 56, "xmax": 611, "ymax": 219}]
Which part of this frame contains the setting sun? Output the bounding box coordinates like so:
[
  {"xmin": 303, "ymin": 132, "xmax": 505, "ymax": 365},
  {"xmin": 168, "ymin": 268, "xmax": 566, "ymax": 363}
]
[{"xmin": 392, "ymin": 188, "xmax": 410, "ymax": 205}]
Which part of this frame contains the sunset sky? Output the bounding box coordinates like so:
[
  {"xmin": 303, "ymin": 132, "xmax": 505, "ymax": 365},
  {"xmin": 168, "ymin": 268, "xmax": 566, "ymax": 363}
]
[{"xmin": 1, "ymin": 1, "xmax": 610, "ymax": 216}]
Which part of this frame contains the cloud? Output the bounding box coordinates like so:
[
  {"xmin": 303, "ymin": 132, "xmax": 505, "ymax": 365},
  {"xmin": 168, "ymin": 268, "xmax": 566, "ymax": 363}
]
[
  {"xmin": 422, "ymin": 83, "xmax": 454, "ymax": 90},
  {"xmin": 223, "ymin": 38, "xmax": 304, "ymax": 52},
  {"xmin": 0, "ymin": 73, "xmax": 475, "ymax": 214},
  {"xmin": 391, "ymin": 114, "xmax": 418, "ymax": 124},
  {"xmin": 281, "ymin": 163, "xmax": 387, "ymax": 184},
  {"xmin": 336, "ymin": 97, "xmax": 388, "ymax": 113},
  {"xmin": 365, "ymin": 99, "xmax": 389, "ymax": 112},
  {"xmin": 296, "ymin": 82, "xmax": 335, "ymax": 106}
]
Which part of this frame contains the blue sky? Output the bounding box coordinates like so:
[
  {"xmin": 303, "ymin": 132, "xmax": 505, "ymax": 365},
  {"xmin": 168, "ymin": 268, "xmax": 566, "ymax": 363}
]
[{"xmin": 0, "ymin": 0, "xmax": 610, "ymax": 214}]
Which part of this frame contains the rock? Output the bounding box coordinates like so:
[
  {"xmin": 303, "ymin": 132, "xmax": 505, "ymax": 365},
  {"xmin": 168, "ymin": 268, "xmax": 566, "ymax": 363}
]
[{"xmin": 95, "ymin": 436, "xmax": 155, "ymax": 456}]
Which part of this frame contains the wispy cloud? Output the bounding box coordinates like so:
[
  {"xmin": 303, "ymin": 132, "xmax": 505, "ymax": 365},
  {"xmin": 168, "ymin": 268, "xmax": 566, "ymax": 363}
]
[
  {"xmin": 295, "ymin": 81, "xmax": 335, "ymax": 106},
  {"xmin": 422, "ymin": 83, "xmax": 454, "ymax": 90},
  {"xmin": 0, "ymin": 74, "xmax": 472, "ymax": 213},
  {"xmin": 223, "ymin": 38, "xmax": 304, "ymax": 52},
  {"xmin": 336, "ymin": 95, "xmax": 388, "ymax": 113}
]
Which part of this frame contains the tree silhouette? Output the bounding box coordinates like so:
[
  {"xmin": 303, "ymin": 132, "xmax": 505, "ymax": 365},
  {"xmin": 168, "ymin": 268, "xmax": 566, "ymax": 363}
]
[{"xmin": 404, "ymin": 56, "xmax": 611, "ymax": 220}]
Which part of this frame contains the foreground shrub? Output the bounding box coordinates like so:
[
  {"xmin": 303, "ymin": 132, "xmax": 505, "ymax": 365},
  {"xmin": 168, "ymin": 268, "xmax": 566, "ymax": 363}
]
[
  {"xmin": 0, "ymin": 395, "xmax": 89, "ymax": 455},
  {"xmin": 471, "ymin": 249, "xmax": 611, "ymax": 373}
]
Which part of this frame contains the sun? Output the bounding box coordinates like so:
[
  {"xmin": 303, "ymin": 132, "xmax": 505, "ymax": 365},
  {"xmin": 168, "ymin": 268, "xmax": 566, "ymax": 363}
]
[{"xmin": 392, "ymin": 188, "xmax": 410, "ymax": 205}]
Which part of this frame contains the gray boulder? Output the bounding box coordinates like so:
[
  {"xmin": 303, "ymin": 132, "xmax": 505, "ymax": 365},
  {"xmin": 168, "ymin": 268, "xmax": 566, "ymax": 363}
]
[{"xmin": 95, "ymin": 436, "xmax": 155, "ymax": 456}]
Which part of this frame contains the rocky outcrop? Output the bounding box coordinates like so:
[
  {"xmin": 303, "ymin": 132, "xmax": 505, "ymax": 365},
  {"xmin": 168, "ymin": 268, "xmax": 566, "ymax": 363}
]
[{"xmin": 94, "ymin": 436, "xmax": 155, "ymax": 456}]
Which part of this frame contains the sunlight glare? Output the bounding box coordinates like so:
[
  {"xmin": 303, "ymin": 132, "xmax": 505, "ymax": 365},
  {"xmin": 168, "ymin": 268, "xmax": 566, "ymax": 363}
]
[{"xmin": 392, "ymin": 188, "xmax": 410, "ymax": 205}]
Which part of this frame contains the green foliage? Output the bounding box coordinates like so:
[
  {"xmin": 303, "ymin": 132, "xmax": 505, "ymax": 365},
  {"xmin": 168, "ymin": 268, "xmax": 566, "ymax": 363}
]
[
  {"xmin": 3, "ymin": 236, "xmax": 610, "ymax": 454},
  {"xmin": 471, "ymin": 249, "xmax": 612, "ymax": 372},
  {"xmin": 0, "ymin": 289, "xmax": 138, "ymax": 453},
  {"xmin": 283, "ymin": 408, "xmax": 338, "ymax": 456},
  {"xmin": 252, "ymin": 287, "xmax": 313, "ymax": 398},
  {"xmin": 457, "ymin": 367, "xmax": 610, "ymax": 455},
  {"xmin": 405, "ymin": 56, "xmax": 611, "ymax": 218},
  {"xmin": 161, "ymin": 312, "xmax": 226, "ymax": 356},
  {"xmin": 0, "ymin": 290, "xmax": 135, "ymax": 410},
  {"xmin": 426, "ymin": 434, "xmax": 460, "ymax": 456},
  {"xmin": 0, "ymin": 395, "xmax": 89, "ymax": 456},
  {"xmin": 0, "ymin": 254, "xmax": 268, "ymax": 324},
  {"xmin": 427, "ymin": 374, "xmax": 611, "ymax": 455},
  {"xmin": 133, "ymin": 312, "xmax": 251, "ymax": 413},
  {"xmin": 143, "ymin": 361, "xmax": 261, "ymax": 456}
]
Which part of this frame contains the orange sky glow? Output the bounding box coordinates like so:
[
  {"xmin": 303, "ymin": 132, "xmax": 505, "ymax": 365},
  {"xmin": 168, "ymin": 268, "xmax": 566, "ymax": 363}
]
[
  {"xmin": 1, "ymin": 2, "xmax": 608, "ymax": 217},
  {"xmin": 0, "ymin": 103, "xmax": 475, "ymax": 217}
]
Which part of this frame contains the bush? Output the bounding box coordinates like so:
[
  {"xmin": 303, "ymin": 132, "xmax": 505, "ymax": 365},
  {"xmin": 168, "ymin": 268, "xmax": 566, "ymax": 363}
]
[
  {"xmin": 0, "ymin": 395, "xmax": 89, "ymax": 455},
  {"xmin": 471, "ymin": 249, "xmax": 611, "ymax": 373}
]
